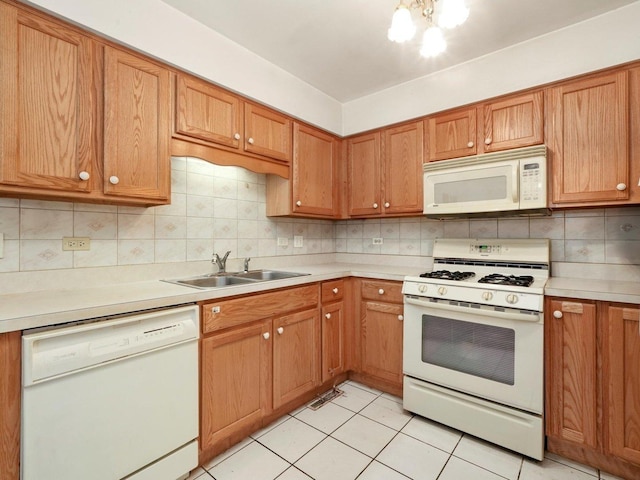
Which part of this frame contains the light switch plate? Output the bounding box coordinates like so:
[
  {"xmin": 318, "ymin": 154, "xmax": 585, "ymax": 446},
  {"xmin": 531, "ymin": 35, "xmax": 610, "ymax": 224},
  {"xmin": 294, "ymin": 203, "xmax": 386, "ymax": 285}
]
[{"xmin": 294, "ymin": 235, "xmax": 303, "ymax": 248}]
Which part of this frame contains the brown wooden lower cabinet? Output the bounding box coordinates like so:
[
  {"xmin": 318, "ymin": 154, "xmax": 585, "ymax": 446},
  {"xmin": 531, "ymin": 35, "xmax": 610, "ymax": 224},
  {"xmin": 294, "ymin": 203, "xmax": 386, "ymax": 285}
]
[
  {"xmin": 0, "ymin": 332, "xmax": 21, "ymax": 480},
  {"xmin": 546, "ymin": 297, "xmax": 640, "ymax": 479}
]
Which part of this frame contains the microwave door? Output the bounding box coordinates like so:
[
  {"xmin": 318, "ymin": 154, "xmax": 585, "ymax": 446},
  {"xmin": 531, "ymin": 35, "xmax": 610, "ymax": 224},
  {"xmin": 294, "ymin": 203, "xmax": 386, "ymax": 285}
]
[{"xmin": 424, "ymin": 162, "xmax": 517, "ymax": 215}]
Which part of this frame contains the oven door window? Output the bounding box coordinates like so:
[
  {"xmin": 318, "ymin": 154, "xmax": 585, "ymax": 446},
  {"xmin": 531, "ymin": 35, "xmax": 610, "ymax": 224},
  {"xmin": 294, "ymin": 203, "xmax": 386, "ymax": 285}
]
[{"xmin": 422, "ymin": 314, "xmax": 515, "ymax": 385}]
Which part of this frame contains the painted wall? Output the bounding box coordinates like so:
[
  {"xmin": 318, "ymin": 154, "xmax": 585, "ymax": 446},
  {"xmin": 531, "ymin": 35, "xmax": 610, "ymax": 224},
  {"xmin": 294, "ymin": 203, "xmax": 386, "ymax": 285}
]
[{"xmin": 22, "ymin": 0, "xmax": 640, "ymax": 136}]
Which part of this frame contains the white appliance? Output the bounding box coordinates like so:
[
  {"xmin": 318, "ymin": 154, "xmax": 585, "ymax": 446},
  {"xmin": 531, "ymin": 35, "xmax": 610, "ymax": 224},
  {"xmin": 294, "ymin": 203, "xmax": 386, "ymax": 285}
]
[
  {"xmin": 402, "ymin": 238, "xmax": 549, "ymax": 460},
  {"xmin": 423, "ymin": 145, "xmax": 548, "ymax": 218},
  {"xmin": 21, "ymin": 305, "xmax": 200, "ymax": 480}
]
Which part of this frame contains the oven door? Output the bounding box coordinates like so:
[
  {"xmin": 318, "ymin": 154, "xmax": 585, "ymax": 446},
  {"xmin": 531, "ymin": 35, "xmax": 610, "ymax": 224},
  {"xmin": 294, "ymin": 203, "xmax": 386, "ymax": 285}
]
[{"xmin": 403, "ymin": 295, "xmax": 543, "ymax": 414}]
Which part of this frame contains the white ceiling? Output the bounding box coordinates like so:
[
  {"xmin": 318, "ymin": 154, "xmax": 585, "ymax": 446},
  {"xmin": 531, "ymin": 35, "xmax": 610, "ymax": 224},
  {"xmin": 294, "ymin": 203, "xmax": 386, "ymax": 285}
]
[{"xmin": 160, "ymin": 0, "xmax": 639, "ymax": 103}]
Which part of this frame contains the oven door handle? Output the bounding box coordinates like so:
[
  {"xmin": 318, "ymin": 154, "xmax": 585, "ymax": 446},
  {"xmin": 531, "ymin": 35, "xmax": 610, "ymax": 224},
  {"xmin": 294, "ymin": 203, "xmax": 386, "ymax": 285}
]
[{"xmin": 404, "ymin": 296, "xmax": 542, "ymax": 323}]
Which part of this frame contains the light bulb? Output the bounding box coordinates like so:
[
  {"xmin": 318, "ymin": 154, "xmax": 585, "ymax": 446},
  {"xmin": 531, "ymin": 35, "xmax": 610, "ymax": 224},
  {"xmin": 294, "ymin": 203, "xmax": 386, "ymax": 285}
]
[
  {"xmin": 438, "ymin": 0, "xmax": 469, "ymax": 29},
  {"xmin": 420, "ymin": 26, "xmax": 446, "ymax": 58},
  {"xmin": 388, "ymin": 4, "xmax": 416, "ymax": 43}
]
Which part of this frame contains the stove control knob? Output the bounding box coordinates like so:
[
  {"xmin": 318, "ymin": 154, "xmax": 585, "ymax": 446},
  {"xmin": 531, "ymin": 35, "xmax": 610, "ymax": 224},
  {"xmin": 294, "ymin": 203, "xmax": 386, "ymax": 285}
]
[
  {"xmin": 482, "ymin": 291, "xmax": 493, "ymax": 301},
  {"xmin": 418, "ymin": 284, "xmax": 428, "ymax": 293},
  {"xmin": 438, "ymin": 286, "xmax": 447, "ymax": 295},
  {"xmin": 506, "ymin": 294, "xmax": 519, "ymax": 305}
]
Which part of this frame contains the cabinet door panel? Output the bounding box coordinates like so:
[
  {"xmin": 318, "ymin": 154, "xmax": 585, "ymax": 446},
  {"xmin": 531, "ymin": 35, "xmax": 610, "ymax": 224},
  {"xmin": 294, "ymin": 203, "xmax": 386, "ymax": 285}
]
[
  {"xmin": 321, "ymin": 302, "xmax": 344, "ymax": 382},
  {"xmin": 103, "ymin": 47, "xmax": 170, "ymax": 201},
  {"xmin": 292, "ymin": 123, "xmax": 338, "ymax": 216},
  {"xmin": 427, "ymin": 108, "xmax": 476, "ymax": 161},
  {"xmin": 361, "ymin": 301, "xmax": 403, "ymax": 386},
  {"xmin": 383, "ymin": 121, "xmax": 423, "ymax": 214},
  {"xmin": 0, "ymin": 4, "xmax": 98, "ymax": 193},
  {"xmin": 549, "ymin": 71, "xmax": 629, "ymax": 205},
  {"xmin": 483, "ymin": 91, "xmax": 543, "ymax": 152},
  {"xmin": 546, "ymin": 299, "xmax": 598, "ymax": 448},
  {"xmin": 273, "ymin": 309, "xmax": 320, "ymax": 409},
  {"xmin": 605, "ymin": 305, "xmax": 640, "ymax": 464},
  {"xmin": 244, "ymin": 103, "xmax": 291, "ymax": 162},
  {"xmin": 200, "ymin": 320, "xmax": 271, "ymax": 451},
  {"xmin": 348, "ymin": 132, "xmax": 381, "ymax": 216},
  {"xmin": 175, "ymin": 75, "xmax": 241, "ymax": 148}
]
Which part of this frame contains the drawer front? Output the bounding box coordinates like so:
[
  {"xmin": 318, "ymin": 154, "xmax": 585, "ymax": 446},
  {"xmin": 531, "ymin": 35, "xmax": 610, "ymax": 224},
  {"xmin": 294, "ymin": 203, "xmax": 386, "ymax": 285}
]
[
  {"xmin": 202, "ymin": 284, "xmax": 319, "ymax": 334},
  {"xmin": 321, "ymin": 280, "xmax": 344, "ymax": 303},
  {"xmin": 361, "ymin": 279, "xmax": 403, "ymax": 304}
]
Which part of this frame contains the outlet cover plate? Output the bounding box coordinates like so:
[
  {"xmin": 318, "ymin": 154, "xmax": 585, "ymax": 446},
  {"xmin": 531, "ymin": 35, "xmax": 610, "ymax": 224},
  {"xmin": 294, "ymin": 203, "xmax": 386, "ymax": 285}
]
[{"xmin": 62, "ymin": 237, "xmax": 91, "ymax": 251}]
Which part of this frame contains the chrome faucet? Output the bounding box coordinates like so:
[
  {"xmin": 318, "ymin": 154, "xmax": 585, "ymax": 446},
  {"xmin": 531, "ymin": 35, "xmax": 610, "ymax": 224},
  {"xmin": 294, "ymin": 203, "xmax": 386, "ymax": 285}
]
[
  {"xmin": 212, "ymin": 251, "xmax": 231, "ymax": 273},
  {"xmin": 243, "ymin": 257, "xmax": 251, "ymax": 273}
]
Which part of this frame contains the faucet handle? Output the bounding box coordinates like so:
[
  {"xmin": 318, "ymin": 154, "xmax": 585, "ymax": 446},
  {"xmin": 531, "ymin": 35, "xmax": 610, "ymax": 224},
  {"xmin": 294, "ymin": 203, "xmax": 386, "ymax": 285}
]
[{"xmin": 243, "ymin": 257, "xmax": 251, "ymax": 272}]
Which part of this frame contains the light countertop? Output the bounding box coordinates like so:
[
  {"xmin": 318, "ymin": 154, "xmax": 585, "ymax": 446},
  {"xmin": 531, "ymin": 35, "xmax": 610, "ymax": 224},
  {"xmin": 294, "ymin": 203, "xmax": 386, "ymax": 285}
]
[{"xmin": 545, "ymin": 277, "xmax": 640, "ymax": 304}]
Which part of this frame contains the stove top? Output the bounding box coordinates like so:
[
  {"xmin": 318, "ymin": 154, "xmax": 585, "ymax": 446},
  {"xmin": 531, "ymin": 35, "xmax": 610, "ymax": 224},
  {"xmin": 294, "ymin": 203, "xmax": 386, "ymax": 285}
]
[
  {"xmin": 420, "ymin": 270, "xmax": 476, "ymax": 281},
  {"xmin": 478, "ymin": 274, "xmax": 534, "ymax": 287}
]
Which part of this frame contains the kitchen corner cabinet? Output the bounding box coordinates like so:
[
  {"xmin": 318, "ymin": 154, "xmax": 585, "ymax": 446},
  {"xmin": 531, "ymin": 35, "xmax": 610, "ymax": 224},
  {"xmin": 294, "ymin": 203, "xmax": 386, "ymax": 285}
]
[
  {"xmin": 548, "ymin": 70, "xmax": 630, "ymax": 206},
  {"xmin": 266, "ymin": 122, "xmax": 340, "ymax": 218},
  {"xmin": 0, "ymin": 332, "xmax": 21, "ymax": 480},
  {"xmin": 347, "ymin": 120, "xmax": 423, "ymax": 217},
  {"xmin": 321, "ymin": 280, "xmax": 346, "ymax": 382},
  {"xmin": 546, "ymin": 297, "xmax": 640, "ymax": 479},
  {"xmin": 358, "ymin": 279, "xmax": 404, "ymax": 393},
  {"xmin": 426, "ymin": 91, "xmax": 544, "ymax": 161}
]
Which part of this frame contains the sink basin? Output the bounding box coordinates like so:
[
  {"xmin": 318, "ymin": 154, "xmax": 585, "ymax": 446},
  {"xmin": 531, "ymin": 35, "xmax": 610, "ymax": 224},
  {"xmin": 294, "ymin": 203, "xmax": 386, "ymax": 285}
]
[
  {"xmin": 164, "ymin": 270, "xmax": 309, "ymax": 289},
  {"xmin": 233, "ymin": 270, "xmax": 310, "ymax": 281}
]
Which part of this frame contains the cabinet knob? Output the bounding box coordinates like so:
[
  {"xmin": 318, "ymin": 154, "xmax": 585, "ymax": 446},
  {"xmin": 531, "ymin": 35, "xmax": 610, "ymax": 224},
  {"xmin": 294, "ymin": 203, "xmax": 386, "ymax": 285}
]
[
  {"xmin": 234, "ymin": 133, "xmax": 241, "ymax": 140},
  {"xmin": 109, "ymin": 175, "xmax": 120, "ymax": 185},
  {"xmin": 296, "ymin": 200, "xmax": 302, "ymax": 207},
  {"xmin": 325, "ymin": 313, "xmax": 331, "ymax": 319},
  {"xmin": 373, "ymin": 203, "xmax": 378, "ymax": 209},
  {"xmin": 485, "ymin": 138, "xmax": 492, "ymax": 145},
  {"xmin": 277, "ymin": 326, "xmax": 284, "ymax": 335},
  {"xmin": 553, "ymin": 310, "xmax": 563, "ymax": 319},
  {"xmin": 384, "ymin": 202, "xmax": 390, "ymax": 208},
  {"xmin": 332, "ymin": 287, "xmax": 339, "ymax": 294},
  {"xmin": 263, "ymin": 332, "xmax": 270, "ymax": 340},
  {"xmin": 378, "ymin": 288, "xmax": 385, "ymax": 295},
  {"xmin": 467, "ymin": 141, "xmax": 474, "ymax": 148},
  {"xmin": 248, "ymin": 137, "xmax": 255, "ymax": 145},
  {"xmin": 78, "ymin": 171, "xmax": 90, "ymax": 181},
  {"xmin": 398, "ymin": 315, "xmax": 404, "ymax": 321},
  {"xmin": 617, "ymin": 183, "xmax": 627, "ymax": 191}
]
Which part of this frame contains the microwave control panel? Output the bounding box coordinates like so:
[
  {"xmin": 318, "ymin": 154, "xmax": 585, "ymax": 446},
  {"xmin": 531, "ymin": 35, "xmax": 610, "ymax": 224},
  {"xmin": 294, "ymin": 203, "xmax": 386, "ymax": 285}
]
[{"xmin": 520, "ymin": 158, "xmax": 546, "ymax": 206}]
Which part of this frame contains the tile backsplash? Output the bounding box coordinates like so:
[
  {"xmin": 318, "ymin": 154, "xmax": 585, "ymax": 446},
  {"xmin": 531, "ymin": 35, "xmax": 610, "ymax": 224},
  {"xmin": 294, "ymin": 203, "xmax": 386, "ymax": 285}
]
[{"xmin": 0, "ymin": 156, "xmax": 639, "ymax": 275}]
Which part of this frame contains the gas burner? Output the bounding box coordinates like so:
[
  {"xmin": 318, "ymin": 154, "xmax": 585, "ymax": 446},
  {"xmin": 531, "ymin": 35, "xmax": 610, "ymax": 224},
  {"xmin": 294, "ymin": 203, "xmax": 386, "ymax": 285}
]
[
  {"xmin": 420, "ymin": 270, "xmax": 476, "ymax": 281},
  {"xmin": 478, "ymin": 274, "xmax": 534, "ymax": 287}
]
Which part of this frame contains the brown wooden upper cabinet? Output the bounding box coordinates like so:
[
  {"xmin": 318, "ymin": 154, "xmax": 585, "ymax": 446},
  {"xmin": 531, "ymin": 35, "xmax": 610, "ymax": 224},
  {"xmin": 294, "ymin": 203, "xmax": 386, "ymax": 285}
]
[
  {"xmin": 0, "ymin": 2, "xmax": 170, "ymax": 205},
  {"xmin": 547, "ymin": 70, "xmax": 631, "ymax": 206},
  {"xmin": 427, "ymin": 91, "xmax": 544, "ymax": 161},
  {"xmin": 348, "ymin": 120, "xmax": 423, "ymax": 217}
]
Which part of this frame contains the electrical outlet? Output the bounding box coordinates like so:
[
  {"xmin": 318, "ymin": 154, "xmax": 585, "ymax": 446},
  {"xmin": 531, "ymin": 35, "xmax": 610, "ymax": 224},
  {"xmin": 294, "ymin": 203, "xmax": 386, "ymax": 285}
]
[
  {"xmin": 294, "ymin": 235, "xmax": 304, "ymax": 248},
  {"xmin": 62, "ymin": 237, "xmax": 91, "ymax": 251},
  {"xmin": 372, "ymin": 237, "xmax": 384, "ymax": 245},
  {"xmin": 277, "ymin": 237, "xmax": 289, "ymax": 246}
]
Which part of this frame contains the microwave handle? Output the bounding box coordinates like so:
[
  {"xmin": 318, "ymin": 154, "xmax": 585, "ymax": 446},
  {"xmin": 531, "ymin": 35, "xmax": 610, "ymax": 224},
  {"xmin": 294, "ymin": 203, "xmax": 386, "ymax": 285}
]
[{"xmin": 512, "ymin": 165, "xmax": 519, "ymax": 203}]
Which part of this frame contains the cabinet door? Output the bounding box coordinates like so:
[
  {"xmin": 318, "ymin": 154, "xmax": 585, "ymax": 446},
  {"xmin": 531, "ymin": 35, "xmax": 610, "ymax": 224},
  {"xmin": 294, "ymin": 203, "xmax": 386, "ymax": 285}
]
[
  {"xmin": 427, "ymin": 107, "xmax": 477, "ymax": 161},
  {"xmin": 482, "ymin": 91, "xmax": 543, "ymax": 153},
  {"xmin": 175, "ymin": 74, "xmax": 242, "ymax": 149},
  {"xmin": 0, "ymin": 332, "xmax": 21, "ymax": 480},
  {"xmin": 244, "ymin": 103, "xmax": 292, "ymax": 163},
  {"xmin": 292, "ymin": 123, "xmax": 339, "ymax": 217},
  {"xmin": 348, "ymin": 132, "xmax": 381, "ymax": 216},
  {"xmin": 548, "ymin": 71, "xmax": 629, "ymax": 205},
  {"xmin": 103, "ymin": 47, "xmax": 170, "ymax": 202},
  {"xmin": 273, "ymin": 309, "xmax": 320, "ymax": 409},
  {"xmin": 200, "ymin": 320, "xmax": 271, "ymax": 453},
  {"xmin": 546, "ymin": 298, "xmax": 598, "ymax": 449},
  {"xmin": 0, "ymin": 3, "xmax": 98, "ymax": 193},
  {"xmin": 604, "ymin": 305, "xmax": 640, "ymax": 465},
  {"xmin": 321, "ymin": 301, "xmax": 344, "ymax": 382},
  {"xmin": 361, "ymin": 300, "xmax": 404, "ymax": 386},
  {"xmin": 383, "ymin": 121, "xmax": 424, "ymax": 214}
]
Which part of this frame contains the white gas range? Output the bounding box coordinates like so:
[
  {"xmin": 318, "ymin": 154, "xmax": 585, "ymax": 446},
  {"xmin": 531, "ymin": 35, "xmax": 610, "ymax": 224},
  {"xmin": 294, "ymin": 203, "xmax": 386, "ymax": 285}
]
[{"xmin": 402, "ymin": 238, "xmax": 549, "ymax": 460}]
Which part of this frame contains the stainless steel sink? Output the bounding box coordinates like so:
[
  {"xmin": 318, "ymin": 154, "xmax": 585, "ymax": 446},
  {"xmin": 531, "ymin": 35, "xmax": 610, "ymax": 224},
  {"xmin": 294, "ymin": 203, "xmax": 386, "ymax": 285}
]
[
  {"xmin": 233, "ymin": 270, "xmax": 309, "ymax": 281},
  {"xmin": 164, "ymin": 270, "xmax": 309, "ymax": 289}
]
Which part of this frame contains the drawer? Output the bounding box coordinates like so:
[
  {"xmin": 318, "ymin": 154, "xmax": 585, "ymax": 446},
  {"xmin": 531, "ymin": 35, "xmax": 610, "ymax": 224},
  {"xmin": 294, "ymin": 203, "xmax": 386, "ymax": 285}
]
[
  {"xmin": 202, "ymin": 284, "xmax": 319, "ymax": 334},
  {"xmin": 361, "ymin": 279, "xmax": 403, "ymax": 304},
  {"xmin": 321, "ymin": 280, "xmax": 344, "ymax": 303}
]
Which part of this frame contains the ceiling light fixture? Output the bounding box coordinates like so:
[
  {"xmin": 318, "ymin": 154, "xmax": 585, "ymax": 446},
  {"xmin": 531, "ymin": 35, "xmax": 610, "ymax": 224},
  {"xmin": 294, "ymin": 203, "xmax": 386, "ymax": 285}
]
[{"xmin": 388, "ymin": 0, "xmax": 469, "ymax": 58}]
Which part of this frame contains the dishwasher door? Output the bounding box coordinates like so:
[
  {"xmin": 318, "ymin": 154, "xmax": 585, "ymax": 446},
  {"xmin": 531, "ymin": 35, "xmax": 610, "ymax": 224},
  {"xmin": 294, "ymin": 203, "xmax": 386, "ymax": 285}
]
[{"xmin": 21, "ymin": 305, "xmax": 199, "ymax": 480}]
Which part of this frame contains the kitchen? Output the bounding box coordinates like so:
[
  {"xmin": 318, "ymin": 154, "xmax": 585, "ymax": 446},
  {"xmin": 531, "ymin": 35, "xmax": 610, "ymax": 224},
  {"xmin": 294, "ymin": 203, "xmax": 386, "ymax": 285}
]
[{"xmin": 1, "ymin": 0, "xmax": 640, "ymax": 479}]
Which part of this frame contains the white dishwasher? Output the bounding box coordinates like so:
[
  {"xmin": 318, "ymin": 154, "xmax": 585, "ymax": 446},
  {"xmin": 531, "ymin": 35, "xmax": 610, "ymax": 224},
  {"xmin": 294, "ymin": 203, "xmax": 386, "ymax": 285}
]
[{"xmin": 21, "ymin": 305, "xmax": 199, "ymax": 480}]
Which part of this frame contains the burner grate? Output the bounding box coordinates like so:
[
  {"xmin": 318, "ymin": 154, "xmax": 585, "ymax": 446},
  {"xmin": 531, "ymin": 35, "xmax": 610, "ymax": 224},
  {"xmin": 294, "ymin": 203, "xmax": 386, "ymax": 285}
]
[
  {"xmin": 478, "ymin": 274, "xmax": 534, "ymax": 287},
  {"xmin": 420, "ymin": 270, "xmax": 476, "ymax": 281}
]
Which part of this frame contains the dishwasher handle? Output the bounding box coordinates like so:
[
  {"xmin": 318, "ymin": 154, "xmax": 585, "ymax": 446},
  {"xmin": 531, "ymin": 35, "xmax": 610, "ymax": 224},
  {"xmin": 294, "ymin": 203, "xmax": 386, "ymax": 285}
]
[{"xmin": 23, "ymin": 305, "xmax": 199, "ymax": 386}]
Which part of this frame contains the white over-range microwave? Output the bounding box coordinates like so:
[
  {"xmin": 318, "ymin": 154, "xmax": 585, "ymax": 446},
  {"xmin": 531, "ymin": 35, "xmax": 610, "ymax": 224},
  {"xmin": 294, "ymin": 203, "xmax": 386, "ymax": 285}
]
[{"xmin": 423, "ymin": 145, "xmax": 548, "ymax": 218}]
